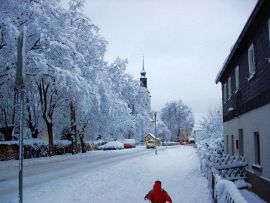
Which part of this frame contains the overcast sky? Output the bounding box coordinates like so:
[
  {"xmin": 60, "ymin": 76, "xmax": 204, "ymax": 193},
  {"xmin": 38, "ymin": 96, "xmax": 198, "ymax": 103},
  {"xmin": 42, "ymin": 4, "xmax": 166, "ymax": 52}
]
[{"xmin": 80, "ymin": 0, "xmax": 258, "ymax": 122}]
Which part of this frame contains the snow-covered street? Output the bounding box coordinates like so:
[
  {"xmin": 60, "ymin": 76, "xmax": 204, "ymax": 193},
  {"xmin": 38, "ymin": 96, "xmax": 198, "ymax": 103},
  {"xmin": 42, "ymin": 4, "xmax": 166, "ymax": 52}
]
[{"xmin": 1, "ymin": 146, "xmax": 211, "ymax": 203}]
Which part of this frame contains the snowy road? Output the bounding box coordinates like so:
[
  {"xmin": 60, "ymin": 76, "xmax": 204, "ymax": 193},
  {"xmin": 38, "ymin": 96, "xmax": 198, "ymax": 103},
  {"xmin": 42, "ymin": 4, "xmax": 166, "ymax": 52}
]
[{"xmin": 1, "ymin": 146, "xmax": 211, "ymax": 203}]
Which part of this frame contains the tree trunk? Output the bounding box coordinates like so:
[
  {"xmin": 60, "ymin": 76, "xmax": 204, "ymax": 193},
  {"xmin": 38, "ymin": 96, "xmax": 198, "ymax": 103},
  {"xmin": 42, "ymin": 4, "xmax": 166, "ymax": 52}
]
[
  {"xmin": 47, "ymin": 122, "xmax": 54, "ymax": 156},
  {"xmin": 0, "ymin": 126, "xmax": 14, "ymax": 141},
  {"xmin": 70, "ymin": 102, "xmax": 77, "ymax": 154},
  {"xmin": 32, "ymin": 128, "xmax": 39, "ymax": 139},
  {"xmin": 80, "ymin": 134, "xmax": 86, "ymax": 153}
]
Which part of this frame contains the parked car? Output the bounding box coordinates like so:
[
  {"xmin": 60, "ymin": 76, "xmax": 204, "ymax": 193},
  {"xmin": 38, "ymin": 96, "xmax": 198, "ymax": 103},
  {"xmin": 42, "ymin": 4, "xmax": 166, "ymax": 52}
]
[
  {"xmin": 98, "ymin": 141, "xmax": 124, "ymax": 150},
  {"xmin": 122, "ymin": 139, "xmax": 136, "ymax": 148}
]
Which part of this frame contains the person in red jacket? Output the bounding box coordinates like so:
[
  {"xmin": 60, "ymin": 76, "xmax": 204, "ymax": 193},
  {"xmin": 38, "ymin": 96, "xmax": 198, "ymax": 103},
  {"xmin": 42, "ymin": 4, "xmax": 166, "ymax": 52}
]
[{"xmin": 144, "ymin": 180, "xmax": 173, "ymax": 203}]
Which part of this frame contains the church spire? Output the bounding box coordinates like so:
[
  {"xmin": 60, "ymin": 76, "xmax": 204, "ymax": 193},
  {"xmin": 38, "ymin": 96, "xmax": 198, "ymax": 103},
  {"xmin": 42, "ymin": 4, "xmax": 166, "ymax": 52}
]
[
  {"xmin": 140, "ymin": 56, "xmax": 147, "ymax": 88},
  {"xmin": 141, "ymin": 55, "xmax": 146, "ymax": 77}
]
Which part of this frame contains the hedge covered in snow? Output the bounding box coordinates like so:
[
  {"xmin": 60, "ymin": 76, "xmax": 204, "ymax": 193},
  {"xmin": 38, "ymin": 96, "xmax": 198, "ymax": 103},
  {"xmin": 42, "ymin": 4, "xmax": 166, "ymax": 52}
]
[{"xmin": 0, "ymin": 139, "xmax": 93, "ymax": 161}]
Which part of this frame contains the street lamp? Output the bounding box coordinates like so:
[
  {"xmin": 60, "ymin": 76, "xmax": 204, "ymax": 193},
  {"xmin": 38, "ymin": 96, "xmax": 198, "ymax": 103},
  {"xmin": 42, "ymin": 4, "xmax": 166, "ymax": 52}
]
[
  {"xmin": 16, "ymin": 31, "xmax": 25, "ymax": 203},
  {"xmin": 154, "ymin": 112, "xmax": 157, "ymax": 155}
]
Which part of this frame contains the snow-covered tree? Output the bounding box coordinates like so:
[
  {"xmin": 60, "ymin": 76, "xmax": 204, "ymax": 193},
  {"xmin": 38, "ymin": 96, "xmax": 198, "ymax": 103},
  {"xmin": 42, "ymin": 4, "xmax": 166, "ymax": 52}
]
[
  {"xmin": 0, "ymin": 0, "xmax": 152, "ymax": 150},
  {"xmin": 198, "ymin": 105, "xmax": 223, "ymax": 142},
  {"xmin": 161, "ymin": 100, "xmax": 194, "ymax": 141}
]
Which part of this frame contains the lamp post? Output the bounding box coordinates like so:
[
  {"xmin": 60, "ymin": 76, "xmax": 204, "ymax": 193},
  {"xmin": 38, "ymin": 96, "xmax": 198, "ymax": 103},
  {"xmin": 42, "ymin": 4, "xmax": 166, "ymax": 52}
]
[
  {"xmin": 154, "ymin": 112, "xmax": 157, "ymax": 155},
  {"xmin": 16, "ymin": 32, "xmax": 25, "ymax": 203}
]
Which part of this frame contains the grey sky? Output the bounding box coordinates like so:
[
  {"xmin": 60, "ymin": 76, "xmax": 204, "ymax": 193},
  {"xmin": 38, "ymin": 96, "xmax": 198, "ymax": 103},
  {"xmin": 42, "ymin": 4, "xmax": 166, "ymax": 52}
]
[{"xmin": 82, "ymin": 0, "xmax": 258, "ymax": 122}]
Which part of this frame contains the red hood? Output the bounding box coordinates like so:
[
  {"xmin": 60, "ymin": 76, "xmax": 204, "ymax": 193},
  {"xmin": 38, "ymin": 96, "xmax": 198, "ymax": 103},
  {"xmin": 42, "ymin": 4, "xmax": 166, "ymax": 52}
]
[{"xmin": 153, "ymin": 182, "xmax": 162, "ymax": 192}]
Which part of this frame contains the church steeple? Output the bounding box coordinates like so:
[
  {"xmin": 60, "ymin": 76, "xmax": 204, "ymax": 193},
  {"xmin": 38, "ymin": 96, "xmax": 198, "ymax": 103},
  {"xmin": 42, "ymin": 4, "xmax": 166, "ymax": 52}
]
[
  {"xmin": 140, "ymin": 56, "xmax": 147, "ymax": 88},
  {"xmin": 141, "ymin": 56, "xmax": 146, "ymax": 77}
]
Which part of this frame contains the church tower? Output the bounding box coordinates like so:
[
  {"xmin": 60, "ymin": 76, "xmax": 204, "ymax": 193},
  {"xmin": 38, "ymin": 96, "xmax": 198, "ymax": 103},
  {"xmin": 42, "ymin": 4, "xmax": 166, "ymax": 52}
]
[
  {"xmin": 138, "ymin": 56, "xmax": 151, "ymax": 113},
  {"xmin": 140, "ymin": 56, "xmax": 147, "ymax": 88}
]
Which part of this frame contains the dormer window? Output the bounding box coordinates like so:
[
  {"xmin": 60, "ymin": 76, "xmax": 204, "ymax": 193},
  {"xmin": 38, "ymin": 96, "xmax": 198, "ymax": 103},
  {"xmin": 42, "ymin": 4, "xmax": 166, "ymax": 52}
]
[
  {"xmin": 248, "ymin": 44, "xmax": 256, "ymax": 79},
  {"xmin": 228, "ymin": 77, "xmax": 232, "ymax": 99},
  {"xmin": 235, "ymin": 66, "xmax": 239, "ymax": 91}
]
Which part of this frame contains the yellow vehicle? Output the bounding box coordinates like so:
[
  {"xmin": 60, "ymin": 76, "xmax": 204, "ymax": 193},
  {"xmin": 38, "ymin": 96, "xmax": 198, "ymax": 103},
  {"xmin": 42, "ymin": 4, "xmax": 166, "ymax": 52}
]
[{"xmin": 146, "ymin": 140, "xmax": 156, "ymax": 149}]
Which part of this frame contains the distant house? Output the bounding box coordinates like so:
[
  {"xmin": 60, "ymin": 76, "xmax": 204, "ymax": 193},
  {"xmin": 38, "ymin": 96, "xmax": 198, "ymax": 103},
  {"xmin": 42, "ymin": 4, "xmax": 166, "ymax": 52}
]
[
  {"xmin": 215, "ymin": 1, "xmax": 270, "ymax": 201},
  {"xmin": 179, "ymin": 132, "xmax": 189, "ymax": 145},
  {"xmin": 144, "ymin": 133, "xmax": 161, "ymax": 146}
]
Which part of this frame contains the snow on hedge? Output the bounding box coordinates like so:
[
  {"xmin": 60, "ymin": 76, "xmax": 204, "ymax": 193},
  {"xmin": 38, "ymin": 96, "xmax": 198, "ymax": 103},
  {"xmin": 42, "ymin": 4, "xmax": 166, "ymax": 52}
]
[{"xmin": 0, "ymin": 139, "xmax": 71, "ymax": 147}]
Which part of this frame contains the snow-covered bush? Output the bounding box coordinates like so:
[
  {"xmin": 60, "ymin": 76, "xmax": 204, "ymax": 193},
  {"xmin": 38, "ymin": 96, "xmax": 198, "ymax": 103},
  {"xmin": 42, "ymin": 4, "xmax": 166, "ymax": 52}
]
[
  {"xmin": 0, "ymin": 139, "xmax": 73, "ymax": 160},
  {"xmin": 197, "ymin": 137, "xmax": 224, "ymax": 188},
  {"xmin": 197, "ymin": 105, "xmax": 223, "ymax": 143}
]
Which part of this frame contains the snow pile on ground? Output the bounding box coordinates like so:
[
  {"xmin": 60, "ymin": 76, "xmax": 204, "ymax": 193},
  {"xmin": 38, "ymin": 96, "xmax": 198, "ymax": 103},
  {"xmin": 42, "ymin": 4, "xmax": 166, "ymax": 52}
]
[
  {"xmin": 2, "ymin": 146, "xmax": 211, "ymax": 203},
  {"xmin": 98, "ymin": 141, "xmax": 124, "ymax": 150}
]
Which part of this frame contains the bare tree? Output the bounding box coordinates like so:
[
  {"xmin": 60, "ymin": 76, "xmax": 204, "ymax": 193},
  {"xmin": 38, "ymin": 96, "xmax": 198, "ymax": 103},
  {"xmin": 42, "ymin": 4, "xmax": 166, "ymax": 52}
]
[
  {"xmin": 37, "ymin": 77, "xmax": 66, "ymax": 156},
  {"xmin": 0, "ymin": 84, "xmax": 17, "ymax": 141}
]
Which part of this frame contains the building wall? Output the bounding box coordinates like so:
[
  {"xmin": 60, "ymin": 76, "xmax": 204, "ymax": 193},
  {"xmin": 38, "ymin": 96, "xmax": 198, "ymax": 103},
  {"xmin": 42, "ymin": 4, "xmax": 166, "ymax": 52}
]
[
  {"xmin": 221, "ymin": 3, "xmax": 270, "ymax": 122},
  {"xmin": 223, "ymin": 102, "xmax": 270, "ymax": 180}
]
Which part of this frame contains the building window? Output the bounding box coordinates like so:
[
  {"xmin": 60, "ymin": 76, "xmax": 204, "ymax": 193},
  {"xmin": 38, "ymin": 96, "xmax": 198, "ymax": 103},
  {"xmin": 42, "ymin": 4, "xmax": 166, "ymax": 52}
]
[
  {"xmin": 235, "ymin": 66, "xmax": 239, "ymax": 91},
  {"xmin": 223, "ymin": 83, "xmax": 227, "ymax": 103},
  {"xmin": 236, "ymin": 140, "xmax": 239, "ymax": 149},
  {"xmin": 254, "ymin": 132, "xmax": 261, "ymax": 165},
  {"xmin": 248, "ymin": 44, "xmax": 256, "ymax": 79},
  {"xmin": 228, "ymin": 77, "xmax": 232, "ymax": 99},
  {"xmin": 239, "ymin": 129, "xmax": 244, "ymax": 156}
]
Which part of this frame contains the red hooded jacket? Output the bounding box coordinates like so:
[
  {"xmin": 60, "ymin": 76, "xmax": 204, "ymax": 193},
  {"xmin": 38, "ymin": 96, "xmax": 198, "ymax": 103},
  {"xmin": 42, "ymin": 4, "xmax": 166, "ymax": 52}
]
[{"xmin": 145, "ymin": 182, "xmax": 172, "ymax": 203}]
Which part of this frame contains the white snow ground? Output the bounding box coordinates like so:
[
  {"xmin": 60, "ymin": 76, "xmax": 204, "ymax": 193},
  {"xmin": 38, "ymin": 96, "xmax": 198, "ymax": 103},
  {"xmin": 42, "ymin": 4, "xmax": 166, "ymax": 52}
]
[{"xmin": 1, "ymin": 146, "xmax": 211, "ymax": 203}]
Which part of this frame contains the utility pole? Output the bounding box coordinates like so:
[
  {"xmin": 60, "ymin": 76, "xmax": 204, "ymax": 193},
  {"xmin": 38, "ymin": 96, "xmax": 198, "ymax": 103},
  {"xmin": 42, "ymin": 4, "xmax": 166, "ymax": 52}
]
[
  {"xmin": 154, "ymin": 112, "xmax": 157, "ymax": 155},
  {"xmin": 16, "ymin": 31, "xmax": 25, "ymax": 203}
]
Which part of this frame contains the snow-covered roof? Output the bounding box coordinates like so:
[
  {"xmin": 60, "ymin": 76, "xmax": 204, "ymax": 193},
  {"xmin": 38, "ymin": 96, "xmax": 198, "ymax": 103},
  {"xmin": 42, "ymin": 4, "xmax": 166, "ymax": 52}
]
[
  {"xmin": 215, "ymin": 0, "xmax": 264, "ymax": 84},
  {"xmin": 145, "ymin": 133, "xmax": 155, "ymax": 138}
]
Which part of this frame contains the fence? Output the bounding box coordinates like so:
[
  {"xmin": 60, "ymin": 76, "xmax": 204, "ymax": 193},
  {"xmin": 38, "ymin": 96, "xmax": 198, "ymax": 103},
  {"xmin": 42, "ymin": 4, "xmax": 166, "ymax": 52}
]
[{"xmin": 197, "ymin": 139, "xmax": 248, "ymax": 203}]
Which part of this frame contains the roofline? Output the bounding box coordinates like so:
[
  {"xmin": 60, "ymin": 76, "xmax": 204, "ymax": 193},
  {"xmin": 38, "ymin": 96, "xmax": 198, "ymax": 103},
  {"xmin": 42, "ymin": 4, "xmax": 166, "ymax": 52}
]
[{"xmin": 215, "ymin": 0, "xmax": 264, "ymax": 84}]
